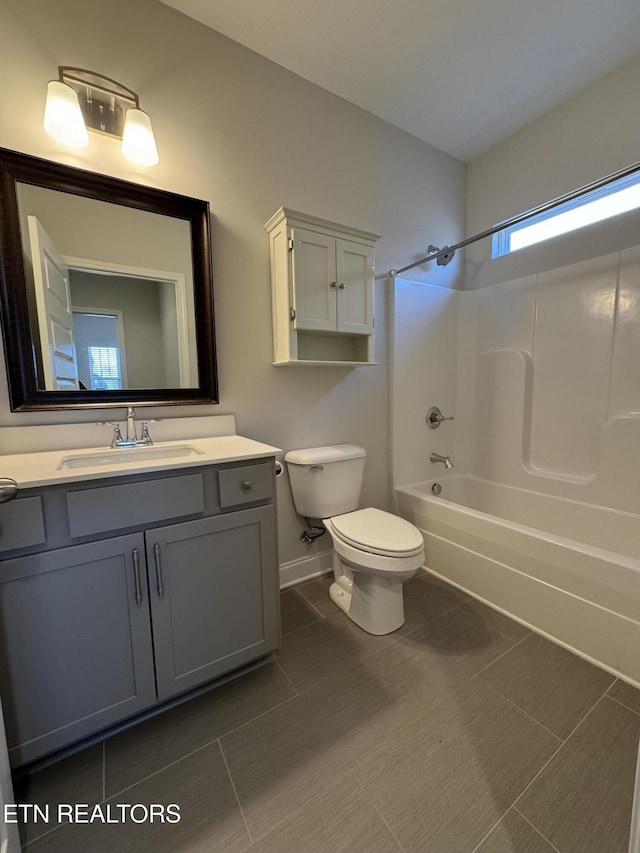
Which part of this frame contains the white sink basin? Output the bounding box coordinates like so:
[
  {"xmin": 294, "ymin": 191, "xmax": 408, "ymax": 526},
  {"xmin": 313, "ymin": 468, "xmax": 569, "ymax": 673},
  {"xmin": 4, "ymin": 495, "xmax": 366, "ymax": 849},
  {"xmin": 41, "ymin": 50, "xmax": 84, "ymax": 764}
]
[{"xmin": 57, "ymin": 444, "xmax": 205, "ymax": 470}]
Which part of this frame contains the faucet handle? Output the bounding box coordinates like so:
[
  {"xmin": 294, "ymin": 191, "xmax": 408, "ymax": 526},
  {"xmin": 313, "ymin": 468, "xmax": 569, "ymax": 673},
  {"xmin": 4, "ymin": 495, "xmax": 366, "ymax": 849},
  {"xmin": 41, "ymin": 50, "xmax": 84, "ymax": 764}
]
[
  {"xmin": 139, "ymin": 420, "xmax": 161, "ymax": 444},
  {"xmin": 96, "ymin": 422, "xmax": 123, "ymax": 447},
  {"xmin": 426, "ymin": 406, "xmax": 454, "ymax": 429}
]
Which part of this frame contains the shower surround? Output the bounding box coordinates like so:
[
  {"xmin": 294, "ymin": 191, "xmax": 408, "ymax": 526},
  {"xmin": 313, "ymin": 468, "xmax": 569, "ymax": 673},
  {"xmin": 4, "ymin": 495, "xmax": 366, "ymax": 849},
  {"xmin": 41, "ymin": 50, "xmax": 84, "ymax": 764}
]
[{"xmin": 392, "ymin": 244, "xmax": 640, "ymax": 685}]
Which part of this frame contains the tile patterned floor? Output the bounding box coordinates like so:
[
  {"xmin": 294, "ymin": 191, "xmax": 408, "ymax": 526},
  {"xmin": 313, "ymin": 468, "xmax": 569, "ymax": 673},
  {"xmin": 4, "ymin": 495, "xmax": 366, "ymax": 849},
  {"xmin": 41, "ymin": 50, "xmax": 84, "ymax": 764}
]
[{"xmin": 15, "ymin": 571, "xmax": 640, "ymax": 852}]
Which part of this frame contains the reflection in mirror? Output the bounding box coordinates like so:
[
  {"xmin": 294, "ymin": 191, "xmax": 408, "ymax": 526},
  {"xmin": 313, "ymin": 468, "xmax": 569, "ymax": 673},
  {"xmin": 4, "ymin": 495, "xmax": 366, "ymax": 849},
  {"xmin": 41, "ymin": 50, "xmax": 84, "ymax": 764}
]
[
  {"xmin": 0, "ymin": 146, "xmax": 217, "ymax": 410},
  {"xmin": 17, "ymin": 185, "xmax": 198, "ymax": 392},
  {"xmin": 70, "ymin": 271, "xmax": 194, "ymax": 390}
]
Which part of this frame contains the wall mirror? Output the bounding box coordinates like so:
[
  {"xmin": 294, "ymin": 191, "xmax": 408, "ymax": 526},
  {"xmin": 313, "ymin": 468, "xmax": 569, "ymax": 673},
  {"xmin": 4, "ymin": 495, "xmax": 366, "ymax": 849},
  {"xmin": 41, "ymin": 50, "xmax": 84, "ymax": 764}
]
[{"xmin": 0, "ymin": 147, "xmax": 217, "ymax": 411}]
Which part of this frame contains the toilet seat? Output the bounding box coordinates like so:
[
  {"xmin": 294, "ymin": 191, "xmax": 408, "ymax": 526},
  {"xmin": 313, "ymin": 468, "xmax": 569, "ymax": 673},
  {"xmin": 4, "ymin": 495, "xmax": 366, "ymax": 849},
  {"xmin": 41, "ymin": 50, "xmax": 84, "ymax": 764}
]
[
  {"xmin": 326, "ymin": 522, "xmax": 425, "ymax": 576},
  {"xmin": 329, "ymin": 507, "xmax": 424, "ymax": 557}
]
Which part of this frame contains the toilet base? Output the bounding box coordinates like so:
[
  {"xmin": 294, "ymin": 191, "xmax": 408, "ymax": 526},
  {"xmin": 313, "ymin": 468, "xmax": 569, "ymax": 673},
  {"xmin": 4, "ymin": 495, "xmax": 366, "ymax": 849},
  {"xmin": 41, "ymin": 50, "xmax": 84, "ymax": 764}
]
[{"xmin": 329, "ymin": 564, "xmax": 407, "ymax": 636}]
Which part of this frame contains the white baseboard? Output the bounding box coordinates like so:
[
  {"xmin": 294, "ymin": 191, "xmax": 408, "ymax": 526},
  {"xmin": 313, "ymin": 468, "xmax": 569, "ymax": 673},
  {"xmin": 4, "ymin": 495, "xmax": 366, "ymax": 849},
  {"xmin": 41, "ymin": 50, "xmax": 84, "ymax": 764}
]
[{"xmin": 279, "ymin": 550, "xmax": 333, "ymax": 588}]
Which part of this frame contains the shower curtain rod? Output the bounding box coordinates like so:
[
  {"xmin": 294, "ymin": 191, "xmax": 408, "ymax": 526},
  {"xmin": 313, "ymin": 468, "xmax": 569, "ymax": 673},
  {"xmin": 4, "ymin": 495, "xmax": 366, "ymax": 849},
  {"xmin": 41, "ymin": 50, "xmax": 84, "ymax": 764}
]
[{"xmin": 389, "ymin": 158, "xmax": 640, "ymax": 277}]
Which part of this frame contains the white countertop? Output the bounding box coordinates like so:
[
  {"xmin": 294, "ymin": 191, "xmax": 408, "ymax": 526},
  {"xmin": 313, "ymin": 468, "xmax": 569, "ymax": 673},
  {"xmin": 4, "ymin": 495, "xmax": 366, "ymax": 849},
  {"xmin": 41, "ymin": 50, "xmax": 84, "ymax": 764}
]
[{"xmin": 0, "ymin": 435, "xmax": 281, "ymax": 489}]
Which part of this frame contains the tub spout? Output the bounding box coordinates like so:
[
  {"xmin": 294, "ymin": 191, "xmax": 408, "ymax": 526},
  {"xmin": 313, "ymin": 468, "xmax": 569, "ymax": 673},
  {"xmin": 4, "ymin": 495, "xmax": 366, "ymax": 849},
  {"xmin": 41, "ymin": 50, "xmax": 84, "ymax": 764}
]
[{"xmin": 430, "ymin": 452, "xmax": 454, "ymax": 469}]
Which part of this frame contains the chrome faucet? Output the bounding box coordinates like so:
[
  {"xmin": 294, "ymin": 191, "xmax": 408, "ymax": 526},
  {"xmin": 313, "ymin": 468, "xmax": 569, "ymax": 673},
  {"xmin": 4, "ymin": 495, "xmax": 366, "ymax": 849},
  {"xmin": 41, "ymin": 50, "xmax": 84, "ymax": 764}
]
[
  {"xmin": 96, "ymin": 408, "xmax": 161, "ymax": 448},
  {"xmin": 430, "ymin": 452, "xmax": 454, "ymax": 469},
  {"xmin": 126, "ymin": 407, "xmax": 138, "ymax": 442}
]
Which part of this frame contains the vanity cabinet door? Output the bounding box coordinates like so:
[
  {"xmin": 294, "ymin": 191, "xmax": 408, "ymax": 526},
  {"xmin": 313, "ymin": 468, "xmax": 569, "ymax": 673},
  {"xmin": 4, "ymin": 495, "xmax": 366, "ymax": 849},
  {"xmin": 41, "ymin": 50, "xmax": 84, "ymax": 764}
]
[
  {"xmin": 0, "ymin": 534, "xmax": 157, "ymax": 766},
  {"xmin": 147, "ymin": 507, "xmax": 278, "ymax": 702}
]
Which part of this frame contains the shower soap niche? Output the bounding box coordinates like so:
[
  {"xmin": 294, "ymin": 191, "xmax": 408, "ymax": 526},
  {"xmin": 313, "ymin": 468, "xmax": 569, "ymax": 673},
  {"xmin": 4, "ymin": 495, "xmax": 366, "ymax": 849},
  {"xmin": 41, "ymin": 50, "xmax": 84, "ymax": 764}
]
[{"xmin": 265, "ymin": 208, "xmax": 380, "ymax": 366}]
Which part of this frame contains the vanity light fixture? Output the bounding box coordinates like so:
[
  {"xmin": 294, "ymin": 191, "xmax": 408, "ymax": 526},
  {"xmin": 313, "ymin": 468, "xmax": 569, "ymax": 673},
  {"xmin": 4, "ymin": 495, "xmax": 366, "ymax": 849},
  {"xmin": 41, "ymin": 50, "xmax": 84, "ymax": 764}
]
[{"xmin": 44, "ymin": 67, "xmax": 159, "ymax": 166}]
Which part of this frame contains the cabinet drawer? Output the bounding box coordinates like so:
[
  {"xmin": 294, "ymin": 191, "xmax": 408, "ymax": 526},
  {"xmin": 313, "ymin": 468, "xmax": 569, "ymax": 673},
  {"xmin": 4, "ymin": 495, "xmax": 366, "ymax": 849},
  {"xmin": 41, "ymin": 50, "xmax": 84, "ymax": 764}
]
[
  {"xmin": 67, "ymin": 473, "xmax": 205, "ymax": 538},
  {"xmin": 218, "ymin": 463, "xmax": 272, "ymax": 508},
  {"xmin": 0, "ymin": 497, "xmax": 46, "ymax": 553}
]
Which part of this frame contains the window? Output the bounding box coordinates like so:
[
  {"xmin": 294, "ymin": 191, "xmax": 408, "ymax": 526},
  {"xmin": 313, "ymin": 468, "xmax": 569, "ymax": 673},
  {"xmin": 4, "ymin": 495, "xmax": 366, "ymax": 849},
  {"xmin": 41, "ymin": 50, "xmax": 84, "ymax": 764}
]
[
  {"xmin": 88, "ymin": 345, "xmax": 122, "ymax": 390},
  {"xmin": 492, "ymin": 170, "xmax": 640, "ymax": 258}
]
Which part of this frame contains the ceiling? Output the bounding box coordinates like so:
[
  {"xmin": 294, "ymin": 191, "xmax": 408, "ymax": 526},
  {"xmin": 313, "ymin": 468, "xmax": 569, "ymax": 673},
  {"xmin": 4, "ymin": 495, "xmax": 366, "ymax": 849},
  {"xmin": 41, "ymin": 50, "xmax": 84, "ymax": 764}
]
[{"xmin": 158, "ymin": 0, "xmax": 640, "ymax": 162}]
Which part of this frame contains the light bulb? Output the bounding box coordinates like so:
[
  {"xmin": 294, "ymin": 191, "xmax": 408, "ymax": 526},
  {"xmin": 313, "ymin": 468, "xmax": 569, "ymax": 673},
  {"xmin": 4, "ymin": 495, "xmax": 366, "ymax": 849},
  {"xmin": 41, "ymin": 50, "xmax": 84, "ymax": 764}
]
[
  {"xmin": 122, "ymin": 108, "xmax": 159, "ymax": 166},
  {"xmin": 43, "ymin": 80, "xmax": 89, "ymax": 148}
]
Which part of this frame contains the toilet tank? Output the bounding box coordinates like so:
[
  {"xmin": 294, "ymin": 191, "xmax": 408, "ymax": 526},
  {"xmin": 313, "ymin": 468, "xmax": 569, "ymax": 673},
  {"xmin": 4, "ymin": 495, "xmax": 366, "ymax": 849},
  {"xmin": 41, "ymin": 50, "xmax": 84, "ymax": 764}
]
[{"xmin": 284, "ymin": 444, "xmax": 366, "ymax": 519}]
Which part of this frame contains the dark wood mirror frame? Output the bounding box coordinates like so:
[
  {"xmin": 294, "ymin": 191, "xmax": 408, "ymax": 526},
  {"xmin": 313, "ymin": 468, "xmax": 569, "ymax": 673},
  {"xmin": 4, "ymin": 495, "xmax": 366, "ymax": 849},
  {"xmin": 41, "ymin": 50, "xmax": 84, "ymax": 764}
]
[{"xmin": 0, "ymin": 147, "xmax": 218, "ymax": 411}]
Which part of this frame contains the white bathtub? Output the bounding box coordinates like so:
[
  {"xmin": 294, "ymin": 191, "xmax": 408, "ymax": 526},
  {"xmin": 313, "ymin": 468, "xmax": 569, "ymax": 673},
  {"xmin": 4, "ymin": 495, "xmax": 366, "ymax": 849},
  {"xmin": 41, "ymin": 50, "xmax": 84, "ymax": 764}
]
[{"xmin": 395, "ymin": 476, "xmax": 640, "ymax": 686}]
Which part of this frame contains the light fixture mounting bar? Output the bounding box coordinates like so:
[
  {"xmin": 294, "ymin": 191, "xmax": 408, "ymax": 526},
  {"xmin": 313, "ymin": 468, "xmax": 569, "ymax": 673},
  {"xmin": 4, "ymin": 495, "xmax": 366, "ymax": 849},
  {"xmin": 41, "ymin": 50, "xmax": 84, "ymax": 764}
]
[{"xmin": 59, "ymin": 67, "xmax": 139, "ymax": 139}]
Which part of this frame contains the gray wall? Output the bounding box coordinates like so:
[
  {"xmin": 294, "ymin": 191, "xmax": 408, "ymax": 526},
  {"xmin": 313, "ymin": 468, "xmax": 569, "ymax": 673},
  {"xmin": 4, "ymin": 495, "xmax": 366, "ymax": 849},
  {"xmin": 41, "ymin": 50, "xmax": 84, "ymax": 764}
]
[
  {"xmin": 0, "ymin": 0, "xmax": 466, "ymax": 567},
  {"xmin": 16, "ymin": 183, "xmax": 193, "ymax": 286},
  {"xmin": 465, "ymin": 53, "xmax": 640, "ymax": 290}
]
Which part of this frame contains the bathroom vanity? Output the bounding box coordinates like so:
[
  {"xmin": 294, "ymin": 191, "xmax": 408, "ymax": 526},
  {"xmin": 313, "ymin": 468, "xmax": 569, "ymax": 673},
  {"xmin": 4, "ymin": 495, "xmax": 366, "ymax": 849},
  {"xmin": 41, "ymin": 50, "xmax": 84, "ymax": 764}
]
[{"xmin": 0, "ymin": 430, "xmax": 280, "ymax": 768}]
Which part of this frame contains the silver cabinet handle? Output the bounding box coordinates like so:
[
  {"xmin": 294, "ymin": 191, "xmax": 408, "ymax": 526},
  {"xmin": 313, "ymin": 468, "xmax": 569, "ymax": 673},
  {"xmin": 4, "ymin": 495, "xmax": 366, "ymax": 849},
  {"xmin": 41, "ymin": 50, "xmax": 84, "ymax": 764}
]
[
  {"xmin": 339, "ymin": 283, "xmax": 346, "ymax": 289},
  {"xmin": 0, "ymin": 478, "xmax": 19, "ymax": 503},
  {"xmin": 153, "ymin": 543, "xmax": 165, "ymax": 599},
  {"xmin": 132, "ymin": 549, "xmax": 143, "ymax": 606},
  {"xmin": 242, "ymin": 480, "xmax": 252, "ymax": 491},
  {"xmin": 330, "ymin": 281, "xmax": 337, "ymax": 288}
]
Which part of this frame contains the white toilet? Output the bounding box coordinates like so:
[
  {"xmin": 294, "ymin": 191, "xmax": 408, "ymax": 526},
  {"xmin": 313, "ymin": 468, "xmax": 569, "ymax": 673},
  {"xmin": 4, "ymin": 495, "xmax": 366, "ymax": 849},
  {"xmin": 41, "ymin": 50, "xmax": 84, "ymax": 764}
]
[{"xmin": 284, "ymin": 444, "xmax": 425, "ymax": 635}]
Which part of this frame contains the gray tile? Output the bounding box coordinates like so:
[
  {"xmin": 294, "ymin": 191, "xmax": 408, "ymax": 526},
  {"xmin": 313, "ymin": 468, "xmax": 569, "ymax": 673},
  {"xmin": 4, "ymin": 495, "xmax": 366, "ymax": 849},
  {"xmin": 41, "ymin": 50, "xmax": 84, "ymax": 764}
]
[
  {"xmin": 219, "ymin": 661, "xmax": 406, "ymax": 838},
  {"xmin": 277, "ymin": 610, "xmax": 397, "ymax": 692},
  {"xmin": 609, "ymin": 678, "xmax": 640, "ymax": 716},
  {"xmin": 26, "ymin": 743, "xmax": 249, "ymax": 853},
  {"xmin": 14, "ymin": 743, "xmax": 103, "ymax": 847},
  {"xmin": 518, "ymin": 696, "xmax": 640, "ymax": 853},
  {"xmin": 478, "ymin": 632, "xmax": 614, "ymax": 738},
  {"xmin": 296, "ymin": 575, "xmax": 340, "ymax": 617},
  {"xmin": 371, "ymin": 606, "xmax": 519, "ymax": 705},
  {"xmin": 247, "ymin": 772, "xmax": 401, "ymax": 853},
  {"xmin": 353, "ymin": 678, "xmax": 560, "ymax": 853},
  {"xmin": 460, "ymin": 598, "xmax": 531, "ymax": 641},
  {"xmin": 280, "ymin": 588, "xmax": 321, "ymax": 635},
  {"xmin": 400, "ymin": 571, "xmax": 471, "ymax": 634},
  {"xmin": 416, "ymin": 571, "xmax": 472, "ymax": 602},
  {"xmin": 105, "ymin": 661, "xmax": 295, "ymax": 798},
  {"xmin": 476, "ymin": 809, "xmax": 557, "ymax": 853},
  {"xmin": 313, "ymin": 607, "xmax": 520, "ymax": 761}
]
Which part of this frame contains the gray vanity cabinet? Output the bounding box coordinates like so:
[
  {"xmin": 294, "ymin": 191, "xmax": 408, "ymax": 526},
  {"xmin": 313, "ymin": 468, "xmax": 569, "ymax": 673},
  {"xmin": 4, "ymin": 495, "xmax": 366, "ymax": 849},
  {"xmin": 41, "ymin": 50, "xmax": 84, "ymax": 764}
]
[
  {"xmin": 0, "ymin": 459, "xmax": 279, "ymax": 768},
  {"xmin": 0, "ymin": 534, "xmax": 157, "ymax": 765},
  {"xmin": 148, "ymin": 506, "xmax": 277, "ymax": 701}
]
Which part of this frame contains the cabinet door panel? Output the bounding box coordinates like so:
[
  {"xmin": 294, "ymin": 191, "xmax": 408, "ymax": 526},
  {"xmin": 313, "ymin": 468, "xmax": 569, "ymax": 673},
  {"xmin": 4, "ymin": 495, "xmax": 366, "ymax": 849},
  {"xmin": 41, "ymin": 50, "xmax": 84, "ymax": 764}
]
[
  {"xmin": 148, "ymin": 507, "xmax": 278, "ymax": 701},
  {"xmin": 336, "ymin": 239, "xmax": 374, "ymax": 334},
  {"xmin": 292, "ymin": 228, "xmax": 337, "ymax": 331},
  {"xmin": 0, "ymin": 534, "xmax": 156, "ymax": 766}
]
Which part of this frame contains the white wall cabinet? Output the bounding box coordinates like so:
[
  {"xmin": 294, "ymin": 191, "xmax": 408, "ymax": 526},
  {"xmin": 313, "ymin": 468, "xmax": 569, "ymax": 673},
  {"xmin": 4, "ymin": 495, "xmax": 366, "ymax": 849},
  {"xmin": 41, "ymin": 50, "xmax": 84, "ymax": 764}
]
[{"xmin": 265, "ymin": 208, "xmax": 380, "ymax": 365}]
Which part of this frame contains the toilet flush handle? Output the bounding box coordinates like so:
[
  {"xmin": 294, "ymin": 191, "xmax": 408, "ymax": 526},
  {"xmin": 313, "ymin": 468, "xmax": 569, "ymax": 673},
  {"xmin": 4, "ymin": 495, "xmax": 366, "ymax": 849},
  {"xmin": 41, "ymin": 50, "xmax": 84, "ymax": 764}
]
[{"xmin": 310, "ymin": 465, "xmax": 324, "ymax": 472}]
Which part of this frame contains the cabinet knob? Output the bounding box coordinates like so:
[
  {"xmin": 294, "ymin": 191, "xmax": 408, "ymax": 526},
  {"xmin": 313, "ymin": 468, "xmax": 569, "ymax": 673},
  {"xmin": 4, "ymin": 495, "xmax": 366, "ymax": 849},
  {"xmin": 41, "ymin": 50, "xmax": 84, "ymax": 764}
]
[
  {"xmin": 330, "ymin": 281, "xmax": 337, "ymax": 288},
  {"xmin": 242, "ymin": 480, "xmax": 253, "ymax": 491},
  {"xmin": 339, "ymin": 283, "xmax": 346, "ymax": 289}
]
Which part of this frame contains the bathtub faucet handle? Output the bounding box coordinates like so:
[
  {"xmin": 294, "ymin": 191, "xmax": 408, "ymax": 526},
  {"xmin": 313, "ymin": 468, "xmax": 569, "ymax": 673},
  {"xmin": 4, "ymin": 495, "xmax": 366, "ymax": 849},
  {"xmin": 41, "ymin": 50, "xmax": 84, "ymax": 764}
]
[{"xmin": 426, "ymin": 406, "xmax": 454, "ymax": 429}]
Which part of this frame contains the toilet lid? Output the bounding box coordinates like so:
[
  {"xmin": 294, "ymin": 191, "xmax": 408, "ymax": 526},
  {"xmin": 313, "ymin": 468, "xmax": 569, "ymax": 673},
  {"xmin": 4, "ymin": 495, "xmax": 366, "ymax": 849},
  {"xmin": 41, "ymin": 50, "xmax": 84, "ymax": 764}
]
[{"xmin": 331, "ymin": 508, "xmax": 424, "ymax": 557}]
